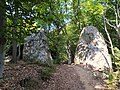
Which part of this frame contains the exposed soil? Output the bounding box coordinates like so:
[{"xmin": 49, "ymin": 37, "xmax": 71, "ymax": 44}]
[
  {"xmin": 0, "ymin": 63, "xmax": 109, "ymax": 90},
  {"xmin": 45, "ymin": 64, "xmax": 107, "ymax": 90}
]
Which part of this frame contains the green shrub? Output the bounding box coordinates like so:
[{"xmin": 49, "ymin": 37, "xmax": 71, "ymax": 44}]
[
  {"xmin": 41, "ymin": 65, "xmax": 56, "ymax": 81},
  {"xmin": 105, "ymin": 47, "xmax": 120, "ymax": 89}
]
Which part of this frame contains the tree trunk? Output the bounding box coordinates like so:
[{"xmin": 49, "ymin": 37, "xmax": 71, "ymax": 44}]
[
  {"xmin": 20, "ymin": 44, "xmax": 24, "ymax": 59},
  {"xmin": 103, "ymin": 16, "xmax": 115, "ymax": 56},
  {"xmin": 11, "ymin": 28, "xmax": 17, "ymax": 63},
  {"xmin": 0, "ymin": 46, "xmax": 5, "ymax": 78},
  {"xmin": 12, "ymin": 41, "xmax": 17, "ymax": 63},
  {"xmin": 17, "ymin": 44, "xmax": 24, "ymax": 60},
  {"xmin": 17, "ymin": 44, "xmax": 20, "ymax": 60},
  {"xmin": 67, "ymin": 46, "xmax": 71, "ymax": 64},
  {"xmin": 67, "ymin": 42, "xmax": 75, "ymax": 64},
  {"xmin": 0, "ymin": 0, "xmax": 6, "ymax": 78}
]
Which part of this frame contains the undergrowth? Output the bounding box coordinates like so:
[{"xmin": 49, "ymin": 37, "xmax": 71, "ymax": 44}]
[
  {"xmin": 32, "ymin": 60, "xmax": 56, "ymax": 81},
  {"xmin": 105, "ymin": 47, "xmax": 120, "ymax": 89}
]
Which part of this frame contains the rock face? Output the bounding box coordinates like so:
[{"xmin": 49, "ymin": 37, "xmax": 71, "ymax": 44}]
[
  {"xmin": 23, "ymin": 30, "xmax": 52, "ymax": 64},
  {"xmin": 74, "ymin": 26, "xmax": 112, "ymax": 71}
]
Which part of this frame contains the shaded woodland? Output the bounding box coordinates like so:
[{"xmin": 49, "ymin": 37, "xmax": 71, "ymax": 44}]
[{"xmin": 0, "ymin": 0, "xmax": 120, "ymax": 89}]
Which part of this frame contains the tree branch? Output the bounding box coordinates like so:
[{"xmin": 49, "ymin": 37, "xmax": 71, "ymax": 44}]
[
  {"xmin": 103, "ymin": 16, "xmax": 115, "ymax": 56},
  {"xmin": 105, "ymin": 17, "xmax": 116, "ymax": 29}
]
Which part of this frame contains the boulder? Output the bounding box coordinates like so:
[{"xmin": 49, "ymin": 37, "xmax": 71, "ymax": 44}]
[
  {"xmin": 23, "ymin": 30, "xmax": 52, "ymax": 64},
  {"xmin": 74, "ymin": 26, "xmax": 112, "ymax": 71}
]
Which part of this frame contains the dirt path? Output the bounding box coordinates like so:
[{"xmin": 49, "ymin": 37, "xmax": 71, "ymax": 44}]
[
  {"xmin": 0, "ymin": 64, "xmax": 110, "ymax": 90},
  {"xmin": 45, "ymin": 64, "xmax": 106, "ymax": 90}
]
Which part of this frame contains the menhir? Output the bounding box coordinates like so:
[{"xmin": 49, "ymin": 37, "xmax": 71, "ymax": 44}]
[
  {"xmin": 23, "ymin": 30, "xmax": 52, "ymax": 64},
  {"xmin": 74, "ymin": 26, "xmax": 112, "ymax": 71}
]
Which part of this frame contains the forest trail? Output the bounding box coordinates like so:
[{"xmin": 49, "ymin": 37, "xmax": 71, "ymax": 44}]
[
  {"xmin": 45, "ymin": 64, "xmax": 106, "ymax": 90},
  {"xmin": 0, "ymin": 63, "xmax": 108, "ymax": 90}
]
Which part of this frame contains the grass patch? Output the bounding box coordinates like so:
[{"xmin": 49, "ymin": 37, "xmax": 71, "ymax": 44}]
[{"xmin": 41, "ymin": 65, "xmax": 56, "ymax": 81}]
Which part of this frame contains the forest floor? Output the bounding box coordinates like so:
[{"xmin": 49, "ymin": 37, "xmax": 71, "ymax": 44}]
[
  {"xmin": 45, "ymin": 64, "xmax": 109, "ymax": 90},
  {"xmin": 0, "ymin": 63, "xmax": 113, "ymax": 90}
]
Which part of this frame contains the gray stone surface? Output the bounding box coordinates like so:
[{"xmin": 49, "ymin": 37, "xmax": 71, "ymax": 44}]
[
  {"xmin": 23, "ymin": 30, "xmax": 52, "ymax": 64},
  {"xmin": 74, "ymin": 26, "xmax": 112, "ymax": 71}
]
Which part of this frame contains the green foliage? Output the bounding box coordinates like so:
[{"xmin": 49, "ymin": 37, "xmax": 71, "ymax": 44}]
[
  {"xmin": 105, "ymin": 47, "xmax": 120, "ymax": 89},
  {"xmin": 32, "ymin": 59, "xmax": 53, "ymax": 67},
  {"xmin": 113, "ymin": 47, "xmax": 120, "ymax": 66},
  {"xmin": 46, "ymin": 20, "xmax": 80, "ymax": 64},
  {"xmin": 28, "ymin": 59, "xmax": 55, "ymax": 81},
  {"xmin": 105, "ymin": 71, "xmax": 120, "ymax": 89},
  {"xmin": 4, "ymin": 0, "xmax": 40, "ymax": 50},
  {"xmin": 34, "ymin": 0, "xmax": 69, "ymax": 31},
  {"xmin": 106, "ymin": 71, "xmax": 120, "ymax": 89},
  {"xmin": 41, "ymin": 65, "xmax": 56, "ymax": 81},
  {"xmin": 0, "ymin": 0, "xmax": 120, "ymax": 88},
  {"xmin": 47, "ymin": 31, "xmax": 68, "ymax": 64},
  {"xmin": 103, "ymin": 0, "xmax": 120, "ymax": 48}
]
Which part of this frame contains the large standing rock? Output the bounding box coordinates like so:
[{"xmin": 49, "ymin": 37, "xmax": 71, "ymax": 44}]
[
  {"xmin": 74, "ymin": 26, "xmax": 112, "ymax": 71},
  {"xmin": 23, "ymin": 30, "xmax": 52, "ymax": 64}
]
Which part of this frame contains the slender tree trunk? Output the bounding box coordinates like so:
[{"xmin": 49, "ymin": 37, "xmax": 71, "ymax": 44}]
[
  {"xmin": 67, "ymin": 42, "xmax": 75, "ymax": 64},
  {"xmin": 0, "ymin": 0, "xmax": 6, "ymax": 78},
  {"xmin": 17, "ymin": 44, "xmax": 20, "ymax": 60},
  {"xmin": 17, "ymin": 44, "xmax": 24, "ymax": 60},
  {"xmin": 12, "ymin": 41, "xmax": 17, "ymax": 63},
  {"xmin": 104, "ymin": 3, "xmax": 120, "ymax": 40},
  {"xmin": 20, "ymin": 44, "xmax": 24, "ymax": 59},
  {"xmin": 0, "ymin": 46, "xmax": 5, "ymax": 78},
  {"xmin": 10, "ymin": 3, "xmax": 18, "ymax": 63},
  {"xmin": 67, "ymin": 43, "xmax": 72, "ymax": 64},
  {"xmin": 103, "ymin": 16, "xmax": 115, "ymax": 56},
  {"xmin": 114, "ymin": 1, "xmax": 120, "ymax": 39},
  {"xmin": 12, "ymin": 28, "xmax": 17, "ymax": 63}
]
